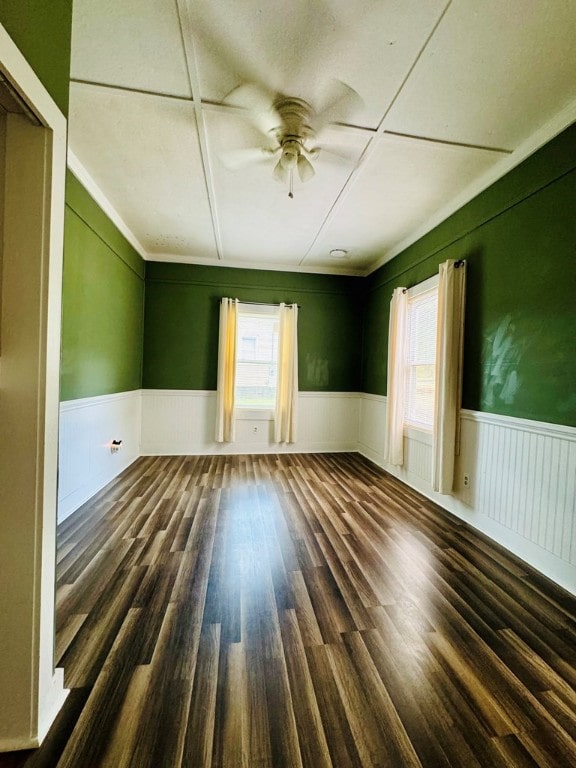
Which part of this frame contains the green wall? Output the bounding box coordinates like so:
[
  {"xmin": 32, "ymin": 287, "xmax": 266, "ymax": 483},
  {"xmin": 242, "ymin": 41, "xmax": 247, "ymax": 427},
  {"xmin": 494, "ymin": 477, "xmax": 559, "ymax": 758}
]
[
  {"xmin": 143, "ymin": 263, "xmax": 363, "ymax": 392},
  {"xmin": 362, "ymin": 123, "xmax": 576, "ymax": 427},
  {"xmin": 2, "ymin": 1, "xmax": 574, "ymax": 428},
  {"xmin": 0, "ymin": 0, "xmax": 73, "ymax": 115},
  {"xmin": 61, "ymin": 172, "xmax": 145, "ymax": 401}
]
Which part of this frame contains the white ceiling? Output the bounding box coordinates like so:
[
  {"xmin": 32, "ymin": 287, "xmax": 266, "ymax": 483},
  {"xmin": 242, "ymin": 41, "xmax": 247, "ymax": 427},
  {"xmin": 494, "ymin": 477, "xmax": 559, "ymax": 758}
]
[{"xmin": 68, "ymin": 0, "xmax": 576, "ymax": 276}]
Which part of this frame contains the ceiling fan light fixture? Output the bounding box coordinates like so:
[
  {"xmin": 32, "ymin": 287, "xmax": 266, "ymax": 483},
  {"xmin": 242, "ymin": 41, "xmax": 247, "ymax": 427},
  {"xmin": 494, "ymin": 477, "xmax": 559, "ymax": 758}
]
[
  {"xmin": 279, "ymin": 139, "xmax": 300, "ymax": 170},
  {"xmin": 220, "ymin": 83, "xmax": 362, "ymax": 200},
  {"xmin": 273, "ymin": 158, "xmax": 289, "ymax": 183},
  {"xmin": 297, "ymin": 154, "xmax": 315, "ymax": 182}
]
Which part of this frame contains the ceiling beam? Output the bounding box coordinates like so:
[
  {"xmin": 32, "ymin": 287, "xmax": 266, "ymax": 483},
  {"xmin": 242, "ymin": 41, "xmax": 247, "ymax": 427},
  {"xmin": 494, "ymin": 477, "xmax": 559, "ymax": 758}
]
[
  {"xmin": 298, "ymin": 0, "xmax": 454, "ymax": 267},
  {"xmin": 175, "ymin": 0, "xmax": 224, "ymax": 260},
  {"xmin": 69, "ymin": 78, "xmax": 513, "ymax": 157}
]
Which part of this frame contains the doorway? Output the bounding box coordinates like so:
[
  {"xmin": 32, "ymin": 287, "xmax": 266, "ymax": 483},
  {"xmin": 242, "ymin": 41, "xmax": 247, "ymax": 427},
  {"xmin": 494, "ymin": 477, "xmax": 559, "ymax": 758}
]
[{"xmin": 0, "ymin": 26, "xmax": 68, "ymax": 751}]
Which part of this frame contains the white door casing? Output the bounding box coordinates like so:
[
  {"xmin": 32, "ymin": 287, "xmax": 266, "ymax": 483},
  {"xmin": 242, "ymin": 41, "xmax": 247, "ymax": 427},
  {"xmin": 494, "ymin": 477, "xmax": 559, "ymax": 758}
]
[{"xmin": 0, "ymin": 24, "xmax": 68, "ymax": 750}]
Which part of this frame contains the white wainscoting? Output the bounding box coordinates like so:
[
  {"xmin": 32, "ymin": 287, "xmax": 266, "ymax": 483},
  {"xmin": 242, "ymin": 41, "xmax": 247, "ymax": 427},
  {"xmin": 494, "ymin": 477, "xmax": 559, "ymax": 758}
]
[
  {"xmin": 140, "ymin": 390, "xmax": 359, "ymax": 456},
  {"xmin": 358, "ymin": 393, "xmax": 576, "ymax": 596},
  {"xmin": 58, "ymin": 391, "xmax": 141, "ymax": 523},
  {"xmin": 58, "ymin": 388, "xmax": 576, "ymax": 596}
]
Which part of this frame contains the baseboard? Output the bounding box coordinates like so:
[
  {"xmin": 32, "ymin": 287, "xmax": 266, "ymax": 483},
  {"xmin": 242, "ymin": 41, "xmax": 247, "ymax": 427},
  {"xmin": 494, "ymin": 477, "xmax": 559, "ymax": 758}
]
[
  {"xmin": 0, "ymin": 671, "xmax": 68, "ymax": 752},
  {"xmin": 57, "ymin": 388, "xmax": 576, "ymax": 597},
  {"xmin": 357, "ymin": 393, "xmax": 576, "ymax": 597},
  {"xmin": 140, "ymin": 390, "xmax": 360, "ymax": 457},
  {"xmin": 58, "ymin": 390, "xmax": 141, "ymax": 522},
  {"xmin": 0, "ymin": 736, "xmax": 40, "ymax": 752},
  {"xmin": 58, "ymin": 455, "xmax": 140, "ymax": 522},
  {"xmin": 37, "ymin": 670, "xmax": 69, "ymax": 746},
  {"xmin": 141, "ymin": 443, "xmax": 359, "ymax": 456}
]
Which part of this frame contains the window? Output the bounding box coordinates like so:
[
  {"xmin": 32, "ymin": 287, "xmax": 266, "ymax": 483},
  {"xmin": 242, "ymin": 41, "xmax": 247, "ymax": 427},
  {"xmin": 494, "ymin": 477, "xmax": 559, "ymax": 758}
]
[
  {"xmin": 216, "ymin": 298, "xmax": 299, "ymax": 443},
  {"xmin": 235, "ymin": 305, "xmax": 280, "ymax": 410},
  {"xmin": 385, "ymin": 260, "xmax": 466, "ymax": 489},
  {"xmin": 404, "ymin": 275, "xmax": 439, "ymax": 431}
]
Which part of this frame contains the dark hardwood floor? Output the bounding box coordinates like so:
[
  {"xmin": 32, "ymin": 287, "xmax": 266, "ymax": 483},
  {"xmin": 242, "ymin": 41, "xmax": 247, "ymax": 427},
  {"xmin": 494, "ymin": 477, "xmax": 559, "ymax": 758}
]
[{"xmin": 3, "ymin": 453, "xmax": 576, "ymax": 767}]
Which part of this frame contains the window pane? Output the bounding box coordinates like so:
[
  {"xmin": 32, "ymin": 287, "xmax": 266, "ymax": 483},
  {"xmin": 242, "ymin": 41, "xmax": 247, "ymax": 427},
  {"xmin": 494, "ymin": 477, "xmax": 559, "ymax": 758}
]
[
  {"xmin": 405, "ymin": 364, "xmax": 435, "ymax": 425},
  {"xmin": 407, "ymin": 293, "xmax": 437, "ymax": 364},
  {"xmin": 235, "ymin": 313, "xmax": 279, "ymax": 409},
  {"xmin": 405, "ymin": 288, "xmax": 438, "ymax": 429}
]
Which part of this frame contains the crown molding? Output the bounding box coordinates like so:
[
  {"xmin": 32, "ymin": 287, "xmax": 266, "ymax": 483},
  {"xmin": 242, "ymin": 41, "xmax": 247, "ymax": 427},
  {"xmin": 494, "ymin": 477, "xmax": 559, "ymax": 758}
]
[
  {"xmin": 366, "ymin": 97, "xmax": 576, "ymax": 276},
  {"xmin": 67, "ymin": 149, "xmax": 148, "ymax": 258},
  {"xmin": 147, "ymin": 252, "xmax": 366, "ymax": 276}
]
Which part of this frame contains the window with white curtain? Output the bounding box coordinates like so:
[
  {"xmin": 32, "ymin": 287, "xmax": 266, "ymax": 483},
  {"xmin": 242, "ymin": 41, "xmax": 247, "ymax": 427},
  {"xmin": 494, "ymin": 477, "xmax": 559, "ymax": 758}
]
[
  {"xmin": 404, "ymin": 275, "xmax": 439, "ymax": 431},
  {"xmin": 385, "ymin": 260, "xmax": 466, "ymax": 491},
  {"xmin": 216, "ymin": 299, "xmax": 298, "ymax": 443},
  {"xmin": 234, "ymin": 304, "xmax": 280, "ymax": 411}
]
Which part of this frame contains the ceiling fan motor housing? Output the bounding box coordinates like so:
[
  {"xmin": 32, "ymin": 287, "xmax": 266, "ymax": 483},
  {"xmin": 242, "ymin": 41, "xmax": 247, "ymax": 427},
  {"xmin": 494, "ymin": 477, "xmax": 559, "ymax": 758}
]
[
  {"xmin": 273, "ymin": 97, "xmax": 314, "ymax": 143},
  {"xmin": 269, "ymin": 97, "xmax": 319, "ymax": 190},
  {"xmin": 280, "ymin": 138, "xmax": 301, "ymax": 168}
]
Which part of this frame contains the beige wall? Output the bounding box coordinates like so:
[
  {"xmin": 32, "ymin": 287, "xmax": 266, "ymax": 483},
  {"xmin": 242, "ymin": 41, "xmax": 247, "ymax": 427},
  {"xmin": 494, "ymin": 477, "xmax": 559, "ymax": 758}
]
[{"xmin": 0, "ymin": 110, "xmax": 5, "ymax": 356}]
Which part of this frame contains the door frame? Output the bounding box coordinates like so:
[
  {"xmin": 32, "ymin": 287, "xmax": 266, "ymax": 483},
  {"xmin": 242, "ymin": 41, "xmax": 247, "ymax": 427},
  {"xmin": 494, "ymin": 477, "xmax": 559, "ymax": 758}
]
[{"xmin": 0, "ymin": 23, "xmax": 68, "ymax": 750}]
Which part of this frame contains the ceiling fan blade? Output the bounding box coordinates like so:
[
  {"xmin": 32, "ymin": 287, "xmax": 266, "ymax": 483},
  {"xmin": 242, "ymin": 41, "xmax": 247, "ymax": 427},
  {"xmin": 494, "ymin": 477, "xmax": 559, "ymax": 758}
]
[
  {"xmin": 306, "ymin": 145, "xmax": 359, "ymax": 165},
  {"xmin": 313, "ymin": 79, "xmax": 363, "ymax": 131},
  {"xmin": 219, "ymin": 146, "xmax": 279, "ymax": 171},
  {"xmin": 224, "ymin": 82, "xmax": 281, "ymax": 137},
  {"xmin": 273, "ymin": 159, "xmax": 289, "ymax": 184},
  {"xmin": 297, "ymin": 154, "xmax": 315, "ymax": 183}
]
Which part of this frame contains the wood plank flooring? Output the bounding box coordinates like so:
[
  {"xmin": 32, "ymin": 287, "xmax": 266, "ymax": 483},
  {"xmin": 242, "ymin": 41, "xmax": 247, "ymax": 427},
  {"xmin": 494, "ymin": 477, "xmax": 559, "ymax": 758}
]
[{"xmin": 2, "ymin": 453, "xmax": 576, "ymax": 767}]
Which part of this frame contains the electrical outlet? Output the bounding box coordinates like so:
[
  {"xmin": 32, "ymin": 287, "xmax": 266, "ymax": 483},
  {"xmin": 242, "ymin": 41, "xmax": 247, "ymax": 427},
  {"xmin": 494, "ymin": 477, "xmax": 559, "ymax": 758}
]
[
  {"xmin": 252, "ymin": 426, "xmax": 258, "ymax": 434},
  {"xmin": 463, "ymin": 473, "xmax": 470, "ymax": 488}
]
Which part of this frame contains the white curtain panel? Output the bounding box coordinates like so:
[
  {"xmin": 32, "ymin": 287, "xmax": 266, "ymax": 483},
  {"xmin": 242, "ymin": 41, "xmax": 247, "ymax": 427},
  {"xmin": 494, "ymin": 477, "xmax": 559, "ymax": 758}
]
[
  {"xmin": 433, "ymin": 260, "xmax": 467, "ymax": 493},
  {"xmin": 275, "ymin": 303, "xmax": 299, "ymax": 443},
  {"xmin": 385, "ymin": 287, "xmax": 408, "ymax": 466},
  {"xmin": 215, "ymin": 297, "xmax": 238, "ymax": 442}
]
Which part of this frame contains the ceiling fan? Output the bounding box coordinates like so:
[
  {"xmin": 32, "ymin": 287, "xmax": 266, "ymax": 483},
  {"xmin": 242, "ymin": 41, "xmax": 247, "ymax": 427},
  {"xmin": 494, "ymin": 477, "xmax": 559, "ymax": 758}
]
[{"xmin": 221, "ymin": 80, "xmax": 362, "ymax": 198}]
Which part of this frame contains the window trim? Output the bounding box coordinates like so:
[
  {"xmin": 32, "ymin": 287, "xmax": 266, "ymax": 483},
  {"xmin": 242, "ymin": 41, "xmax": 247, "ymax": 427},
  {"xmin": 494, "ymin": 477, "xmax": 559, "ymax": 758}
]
[
  {"xmin": 235, "ymin": 302, "xmax": 280, "ymax": 416},
  {"xmin": 235, "ymin": 408, "xmax": 274, "ymax": 421},
  {"xmin": 405, "ymin": 273, "xmax": 438, "ymax": 300},
  {"xmin": 403, "ymin": 273, "xmax": 439, "ymax": 436}
]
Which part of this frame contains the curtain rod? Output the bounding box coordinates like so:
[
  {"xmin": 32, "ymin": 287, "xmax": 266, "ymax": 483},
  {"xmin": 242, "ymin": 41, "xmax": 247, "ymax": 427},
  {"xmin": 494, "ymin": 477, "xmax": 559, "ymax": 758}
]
[
  {"xmin": 222, "ymin": 299, "xmax": 301, "ymax": 309},
  {"xmin": 400, "ymin": 259, "xmax": 466, "ymax": 294}
]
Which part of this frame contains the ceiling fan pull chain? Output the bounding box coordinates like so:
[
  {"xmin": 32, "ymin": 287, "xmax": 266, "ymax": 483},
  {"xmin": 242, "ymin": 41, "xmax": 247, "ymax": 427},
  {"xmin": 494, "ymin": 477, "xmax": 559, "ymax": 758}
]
[{"xmin": 289, "ymin": 169, "xmax": 294, "ymax": 199}]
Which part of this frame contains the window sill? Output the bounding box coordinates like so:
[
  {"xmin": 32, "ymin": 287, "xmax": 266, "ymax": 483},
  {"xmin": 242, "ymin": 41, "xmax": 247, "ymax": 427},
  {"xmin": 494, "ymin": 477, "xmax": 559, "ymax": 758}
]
[
  {"xmin": 235, "ymin": 408, "xmax": 274, "ymax": 421},
  {"xmin": 403, "ymin": 425, "xmax": 433, "ymax": 445}
]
